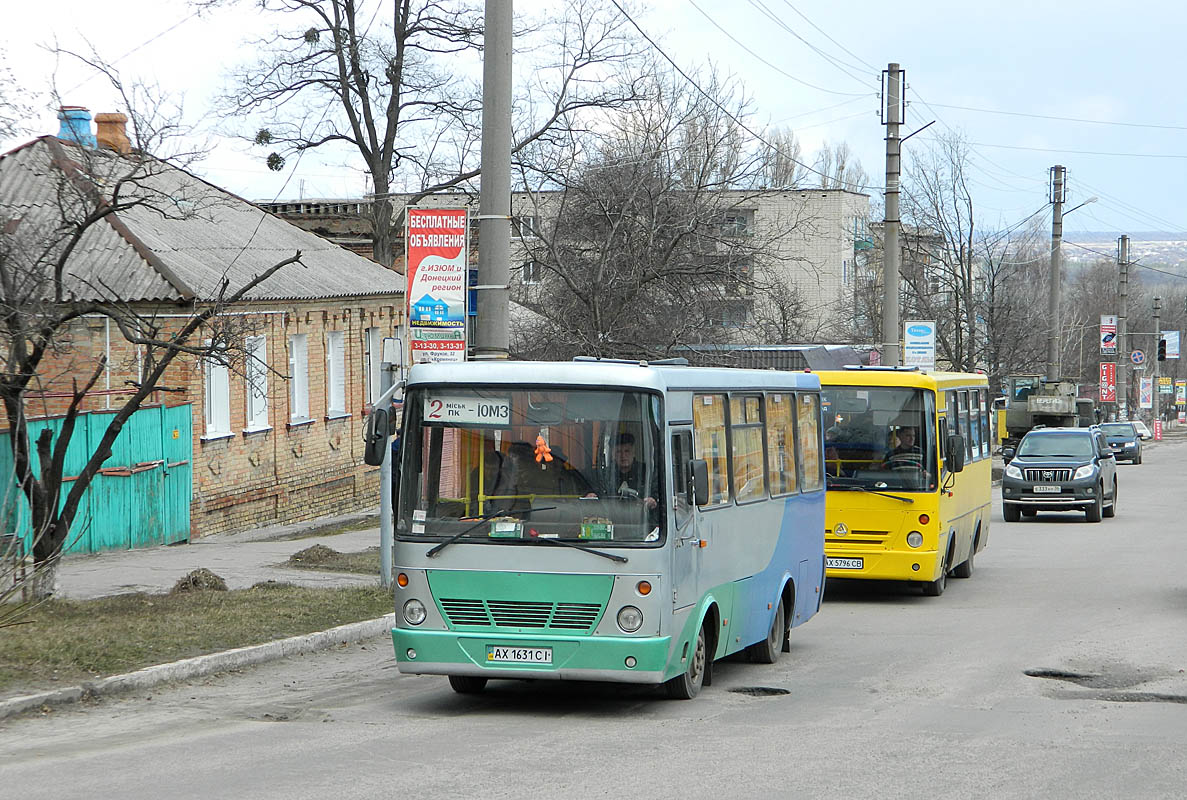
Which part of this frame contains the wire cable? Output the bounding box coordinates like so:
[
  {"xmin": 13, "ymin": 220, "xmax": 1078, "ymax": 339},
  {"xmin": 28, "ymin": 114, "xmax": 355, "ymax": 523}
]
[
  {"xmin": 742, "ymin": 0, "xmax": 875, "ymax": 87},
  {"xmin": 924, "ymin": 102, "xmax": 1187, "ymax": 132},
  {"xmin": 778, "ymin": 0, "xmax": 877, "ymax": 72},
  {"xmin": 608, "ymin": 0, "xmax": 879, "ymax": 193},
  {"xmin": 686, "ymin": 0, "xmax": 873, "ymax": 96}
]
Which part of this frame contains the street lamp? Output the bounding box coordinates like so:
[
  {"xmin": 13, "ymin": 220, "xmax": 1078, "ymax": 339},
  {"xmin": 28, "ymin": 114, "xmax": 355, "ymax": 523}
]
[{"xmin": 1065, "ymin": 196, "xmax": 1099, "ymax": 217}]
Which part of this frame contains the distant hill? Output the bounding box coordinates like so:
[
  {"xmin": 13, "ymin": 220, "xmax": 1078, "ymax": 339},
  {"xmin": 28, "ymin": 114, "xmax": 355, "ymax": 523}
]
[{"xmin": 1063, "ymin": 231, "xmax": 1187, "ymax": 278}]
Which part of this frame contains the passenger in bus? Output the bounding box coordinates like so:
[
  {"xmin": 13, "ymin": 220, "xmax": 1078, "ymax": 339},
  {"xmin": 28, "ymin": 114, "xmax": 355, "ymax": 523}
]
[{"xmin": 607, "ymin": 433, "xmax": 659, "ymax": 510}]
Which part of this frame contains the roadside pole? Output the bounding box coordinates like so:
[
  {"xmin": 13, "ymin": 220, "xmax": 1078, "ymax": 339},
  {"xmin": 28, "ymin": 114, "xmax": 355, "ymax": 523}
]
[
  {"xmin": 880, "ymin": 63, "xmax": 903, "ymax": 367},
  {"xmin": 1047, "ymin": 165, "xmax": 1066, "ymax": 382},
  {"xmin": 1118, "ymin": 235, "xmax": 1129, "ymax": 419},
  {"xmin": 1154, "ymin": 296, "xmax": 1162, "ymax": 423}
]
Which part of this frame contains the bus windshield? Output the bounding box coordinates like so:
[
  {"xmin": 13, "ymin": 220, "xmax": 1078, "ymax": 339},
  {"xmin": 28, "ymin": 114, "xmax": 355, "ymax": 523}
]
[
  {"xmin": 821, "ymin": 385, "xmax": 937, "ymax": 492},
  {"xmin": 398, "ymin": 386, "xmax": 664, "ymax": 545}
]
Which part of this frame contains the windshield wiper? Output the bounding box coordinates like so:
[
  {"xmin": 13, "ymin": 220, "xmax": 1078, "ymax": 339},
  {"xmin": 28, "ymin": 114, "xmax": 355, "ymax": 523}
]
[
  {"xmin": 828, "ymin": 484, "xmax": 915, "ymax": 503},
  {"xmin": 528, "ymin": 536, "xmax": 628, "ymax": 563},
  {"xmin": 425, "ymin": 506, "xmax": 557, "ymax": 558}
]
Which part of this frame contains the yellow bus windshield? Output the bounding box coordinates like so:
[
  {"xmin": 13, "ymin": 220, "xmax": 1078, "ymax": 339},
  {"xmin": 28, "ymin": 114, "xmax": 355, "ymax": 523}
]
[{"xmin": 821, "ymin": 385, "xmax": 937, "ymax": 492}]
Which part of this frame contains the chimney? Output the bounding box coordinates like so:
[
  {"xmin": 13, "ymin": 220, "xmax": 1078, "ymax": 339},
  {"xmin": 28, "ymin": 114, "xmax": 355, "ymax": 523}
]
[
  {"xmin": 56, "ymin": 106, "xmax": 96, "ymax": 148},
  {"xmin": 95, "ymin": 112, "xmax": 131, "ymax": 154}
]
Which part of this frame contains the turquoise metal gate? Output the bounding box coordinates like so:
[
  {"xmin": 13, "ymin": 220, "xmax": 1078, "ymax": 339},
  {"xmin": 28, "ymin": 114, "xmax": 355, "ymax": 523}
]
[{"xmin": 0, "ymin": 404, "xmax": 192, "ymax": 554}]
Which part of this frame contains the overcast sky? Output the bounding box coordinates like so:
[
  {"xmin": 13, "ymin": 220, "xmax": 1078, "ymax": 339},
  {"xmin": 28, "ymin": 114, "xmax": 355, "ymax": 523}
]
[{"xmin": 4, "ymin": 0, "xmax": 1185, "ymax": 239}]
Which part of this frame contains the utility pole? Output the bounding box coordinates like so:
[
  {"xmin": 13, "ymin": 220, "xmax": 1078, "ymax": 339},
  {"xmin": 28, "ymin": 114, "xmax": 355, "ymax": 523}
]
[
  {"xmin": 1118, "ymin": 235, "xmax": 1129, "ymax": 420},
  {"xmin": 473, "ymin": 0, "xmax": 513, "ymax": 360},
  {"xmin": 1154, "ymin": 296, "xmax": 1162, "ymax": 423},
  {"xmin": 880, "ymin": 63, "xmax": 904, "ymax": 366},
  {"xmin": 1046, "ymin": 165, "xmax": 1066, "ymax": 382}
]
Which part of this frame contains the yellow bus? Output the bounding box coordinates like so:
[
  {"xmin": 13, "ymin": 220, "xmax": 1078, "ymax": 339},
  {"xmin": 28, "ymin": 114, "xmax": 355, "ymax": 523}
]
[{"xmin": 816, "ymin": 367, "xmax": 992, "ymax": 596}]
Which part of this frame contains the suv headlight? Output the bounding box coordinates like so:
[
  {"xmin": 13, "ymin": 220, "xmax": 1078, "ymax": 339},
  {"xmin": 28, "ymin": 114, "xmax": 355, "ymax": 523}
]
[
  {"xmin": 1005, "ymin": 464, "xmax": 1023, "ymax": 480},
  {"xmin": 1073, "ymin": 465, "xmax": 1095, "ymax": 480}
]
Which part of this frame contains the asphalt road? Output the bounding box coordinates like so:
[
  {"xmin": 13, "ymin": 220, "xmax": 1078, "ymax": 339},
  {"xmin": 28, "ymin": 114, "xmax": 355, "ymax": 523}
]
[{"xmin": 3, "ymin": 438, "xmax": 1187, "ymax": 799}]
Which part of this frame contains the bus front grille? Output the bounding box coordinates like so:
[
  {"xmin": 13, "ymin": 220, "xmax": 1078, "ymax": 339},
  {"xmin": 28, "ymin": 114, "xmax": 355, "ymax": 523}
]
[
  {"xmin": 438, "ymin": 598, "xmax": 603, "ymax": 631},
  {"xmin": 826, "ymin": 530, "xmax": 890, "ymax": 547}
]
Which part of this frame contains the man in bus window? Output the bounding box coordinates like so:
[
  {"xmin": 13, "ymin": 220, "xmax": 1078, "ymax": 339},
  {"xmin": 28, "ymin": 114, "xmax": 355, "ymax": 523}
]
[
  {"xmin": 883, "ymin": 426, "xmax": 922, "ymax": 469},
  {"xmin": 609, "ymin": 433, "xmax": 658, "ymax": 511}
]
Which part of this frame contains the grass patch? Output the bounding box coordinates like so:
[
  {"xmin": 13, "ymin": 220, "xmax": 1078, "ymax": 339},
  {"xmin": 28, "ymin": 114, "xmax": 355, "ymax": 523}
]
[
  {"xmin": 0, "ymin": 583, "xmax": 392, "ymax": 697},
  {"xmin": 284, "ymin": 545, "xmax": 381, "ymax": 575}
]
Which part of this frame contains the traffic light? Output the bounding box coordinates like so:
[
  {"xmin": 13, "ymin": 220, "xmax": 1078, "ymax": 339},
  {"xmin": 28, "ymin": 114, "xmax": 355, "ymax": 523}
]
[{"xmin": 1158, "ymin": 338, "xmax": 1167, "ymax": 361}]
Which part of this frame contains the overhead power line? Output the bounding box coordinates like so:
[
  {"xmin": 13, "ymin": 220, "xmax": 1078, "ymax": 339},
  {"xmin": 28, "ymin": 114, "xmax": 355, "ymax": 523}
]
[
  {"xmin": 778, "ymin": 0, "xmax": 877, "ymax": 72},
  {"xmin": 926, "ymin": 102, "xmax": 1187, "ymax": 132},
  {"xmin": 740, "ymin": 0, "xmax": 876, "ymax": 88},
  {"xmin": 607, "ymin": 0, "xmax": 878, "ymax": 193},
  {"xmin": 686, "ymin": 0, "xmax": 872, "ymax": 96}
]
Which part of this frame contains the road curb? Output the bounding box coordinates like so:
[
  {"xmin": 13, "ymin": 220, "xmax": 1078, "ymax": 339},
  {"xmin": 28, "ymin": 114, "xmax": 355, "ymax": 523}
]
[{"xmin": 0, "ymin": 614, "xmax": 395, "ymax": 722}]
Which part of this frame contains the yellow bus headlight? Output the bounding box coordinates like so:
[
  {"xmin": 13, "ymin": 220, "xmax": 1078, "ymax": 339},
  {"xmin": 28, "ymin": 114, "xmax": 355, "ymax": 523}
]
[{"xmin": 906, "ymin": 531, "xmax": 923, "ymax": 548}]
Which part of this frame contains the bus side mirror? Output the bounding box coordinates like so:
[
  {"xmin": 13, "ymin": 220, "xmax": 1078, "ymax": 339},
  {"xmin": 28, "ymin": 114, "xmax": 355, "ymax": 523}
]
[
  {"xmin": 946, "ymin": 433, "xmax": 966, "ymax": 473},
  {"xmin": 689, "ymin": 459, "xmax": 709, "ymax": 505},
  {"xmin": 363, "ymin": 407, "xmax": 391, "ymax": 466}
]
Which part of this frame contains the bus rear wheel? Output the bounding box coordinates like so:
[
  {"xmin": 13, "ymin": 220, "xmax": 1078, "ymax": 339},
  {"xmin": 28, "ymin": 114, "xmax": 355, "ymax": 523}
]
[
  {"xmin": 448, "ymin": 675, "xmax": 488, "ymax": 694},
  {"xmin": 746, "ymin": 596, "xmax": 786, "ymax": 664},
  {"xmin": 666, "ymin": 624, "xmax": 708, "ymax": 700}
]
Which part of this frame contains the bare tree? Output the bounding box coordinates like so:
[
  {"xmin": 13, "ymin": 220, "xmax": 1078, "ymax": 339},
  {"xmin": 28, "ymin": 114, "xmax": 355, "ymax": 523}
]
[
  {"xmin": 0, "ymin": 67, "xmax": 304, "ymax": 606},
  {"xmin": 757, "ymin": 126, "xmax": 808, "ymax": 189},
  {"xmin": 0, "ymin": 47, "xmax": 33, "ymax": 140},
  {"xmin": 508, "ymin": 66, "xmax": 809, "ymax": 360},
  {"xmin": 813, "ymin": 140, "xmax": 868, "ymax": 191},
  {"xmin": 211, "ymin": 0, "xmax": 644, "ymax": 267}
]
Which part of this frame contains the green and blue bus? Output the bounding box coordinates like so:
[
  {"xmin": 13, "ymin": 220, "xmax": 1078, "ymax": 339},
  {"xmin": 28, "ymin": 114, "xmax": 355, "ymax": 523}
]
[{"xmin": 390, "ymin": 360, "xmax": 825, "ymax": 698}]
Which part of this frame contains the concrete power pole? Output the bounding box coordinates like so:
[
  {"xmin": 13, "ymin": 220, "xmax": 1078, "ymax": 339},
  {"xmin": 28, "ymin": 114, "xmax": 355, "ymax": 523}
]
[
  {"xmin": 1118, "ymin": 235, "xmax": 1129, "ymax": 420},
  {"xmin": 1046, "ymin": 165, "xmax": 1067, "ymax": 382},
  {"xmin": 880, "ymin": 63, "xmax": 904, "ymax": 366},
  {"xmin": 473, "ymin": 0, "xmax": 513, "ymax": 361},
  {"xmin": 1154, "ymin": 296, "xmax": 1162, "ymax": 423}
]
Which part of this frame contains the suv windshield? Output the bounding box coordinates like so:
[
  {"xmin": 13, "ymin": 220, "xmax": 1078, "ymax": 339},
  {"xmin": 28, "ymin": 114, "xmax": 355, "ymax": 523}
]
[
  {"xmin": 1017, "ymin": 432, "xmax": 1094, "ymax": 458},
  {"xmin": 1098, "ymin": 423, "xmax": 1136, "ymax": 437},
  {"xmin": 398, "ymin": 386, "xmax": 664, "ymax": 545},
  {"xmin": 821, "ymin": 386, "xmax": 937, "ymax": 492}
]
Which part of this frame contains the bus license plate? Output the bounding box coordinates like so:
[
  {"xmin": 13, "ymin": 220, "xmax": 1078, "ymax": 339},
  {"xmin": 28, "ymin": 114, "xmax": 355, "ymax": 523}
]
[
  {"xmin": 1032, "ymin": 485, "xmax": 1060, "ymax": 493},
  {"xmin": 487, "ymin": 646, "xmax": 552, "ymax": 664},
  {"xmin": 826, "ymin": 557, "xmax": 863, "ymax": 570}
]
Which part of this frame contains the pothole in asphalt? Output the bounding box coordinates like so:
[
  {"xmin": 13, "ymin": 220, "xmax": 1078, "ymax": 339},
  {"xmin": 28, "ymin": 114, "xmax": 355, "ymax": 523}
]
[
  {"xmin": 1025, "ymin": 667, "xmax": 1187, "ymax": 704},
  {"xmin": 728, "ymin": 686, "xmax": 790, "ymax": 697}
]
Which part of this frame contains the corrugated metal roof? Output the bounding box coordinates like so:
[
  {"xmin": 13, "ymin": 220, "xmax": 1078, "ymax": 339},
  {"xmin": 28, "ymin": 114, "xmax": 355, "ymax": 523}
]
[{"xmin": 0, "ymin": 137, "xmax": 404, "ymax": 303}]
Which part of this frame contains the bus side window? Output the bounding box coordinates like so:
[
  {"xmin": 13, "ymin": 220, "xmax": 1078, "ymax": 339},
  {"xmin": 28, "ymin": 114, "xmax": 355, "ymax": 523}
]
[
  {"xmin": 730, "ymin": 395, "xmax": 766, "ymax": 503},
  {"xmin": 671, "ymin": 431, "xmax": 692, "ymax": 528},
  {"xmin": 766, "ymin": 393, "xmax": 797, "ymax": 495},
  {"xmin": 797, "ymin": 393, "xmax": 823, "ymax": 492},
  {"xmin": 693, "ymin": 393, "xmax": 729, "ymax": 506}
]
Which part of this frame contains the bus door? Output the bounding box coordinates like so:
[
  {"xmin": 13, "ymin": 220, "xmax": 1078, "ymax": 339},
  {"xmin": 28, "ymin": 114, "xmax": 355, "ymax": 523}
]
[{"xmin": 669, "ymin": 428, "xmax": 700, "ymax": 610}]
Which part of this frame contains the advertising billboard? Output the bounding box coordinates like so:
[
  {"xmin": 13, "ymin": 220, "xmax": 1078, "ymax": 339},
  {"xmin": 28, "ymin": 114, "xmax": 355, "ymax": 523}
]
[
  {"xmin": 1100, "ymin": 315, "xmax": 1117, "ymax": 355},
  {"xmin": 406, "ymin": 208, "xmax": 468, "ymax": 364},
  {"xmin": 1099, "ymin": 362, "xmax": 1116, "ymax": 403},
  {"xmin": 903, "ymin": 320, "xmax": 936, "ymax": 370}
]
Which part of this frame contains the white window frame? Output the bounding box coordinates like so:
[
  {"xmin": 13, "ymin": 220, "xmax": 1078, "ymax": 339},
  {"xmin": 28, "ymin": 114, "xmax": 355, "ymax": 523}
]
[
  {"xmin": 326, "ymin": 330, "xmax": 346, "ymax": 416},
  {"xmin": 364, "ymin": 326, "xmax": 382, "ymax": 404},
  {"xmin": 245, "ymin": 335, "xmax": 270, "ymax": 432},
  {"xmin": 288, "ymin": 333, "xmax": 310, "ymax": 423},
  {"xmin": 203, "ymin": 340, "xmax": 231, "ymax": 438}
]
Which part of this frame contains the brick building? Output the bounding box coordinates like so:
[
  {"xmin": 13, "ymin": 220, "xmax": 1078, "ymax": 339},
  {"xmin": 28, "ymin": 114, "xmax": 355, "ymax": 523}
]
[{"xmin": 1, "ymin": 128, "xmax": 404, "ymax": 538}]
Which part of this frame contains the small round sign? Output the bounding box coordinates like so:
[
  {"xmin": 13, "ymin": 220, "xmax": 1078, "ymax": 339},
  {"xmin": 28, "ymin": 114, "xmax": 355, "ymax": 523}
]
[{"xmin": 1131, "ymin": 349, "xmax": 1145, "ymax": 365}]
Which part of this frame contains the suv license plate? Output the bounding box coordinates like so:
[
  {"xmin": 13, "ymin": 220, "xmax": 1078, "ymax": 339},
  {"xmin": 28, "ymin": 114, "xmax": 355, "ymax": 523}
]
[
  {"xmin": 1032, "ymin": 485, "xmax": 1060, "ymax": 493},
  {"xmin": 487, "ymin": 646, "xmax": 552, "ymax": 664},
  {"xmin": 827, "ymin": 557, "xmax": 863, "ymax": 570}
]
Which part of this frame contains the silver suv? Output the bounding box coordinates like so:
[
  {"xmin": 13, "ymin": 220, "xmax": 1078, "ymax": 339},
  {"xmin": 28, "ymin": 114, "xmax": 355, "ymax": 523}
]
[{"xmin": 1001, "ymin": 427, "xmax": 1118, "ymax": 523}]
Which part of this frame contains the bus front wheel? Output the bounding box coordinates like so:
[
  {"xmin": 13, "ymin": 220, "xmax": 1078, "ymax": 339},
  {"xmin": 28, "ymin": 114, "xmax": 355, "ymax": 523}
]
[
  {"xmin": 922, "ymin": 550, "xmax": 948, "ymax": 597},
  {"xmin": 448, "ymin": 675, "xmax": 488, "ymax": 694},
  {"xmin": 666, "ymin": 624, "xmax": 708, "ymax": 700},
  {"xmin": 746, "ymin": 596, "xmax": 786, "ymax": 664}
]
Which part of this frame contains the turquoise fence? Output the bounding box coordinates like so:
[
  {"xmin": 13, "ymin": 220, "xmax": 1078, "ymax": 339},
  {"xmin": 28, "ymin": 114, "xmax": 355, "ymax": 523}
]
[{"xmin": 0, "ymin": 404, "xmax": 192, "ymax": 555}]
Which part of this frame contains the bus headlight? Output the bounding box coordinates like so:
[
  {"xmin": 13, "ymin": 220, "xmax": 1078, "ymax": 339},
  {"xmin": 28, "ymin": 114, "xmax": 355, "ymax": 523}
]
[
  {"xmin": 1005, "ymin": 464, "xmax": 1023, "ymax": 480},
  {"xmin": 906, "ymin": 531, "xmax": 923, "ymax": 548},
  {"xmin": 403, "ymin": 599, "xmax": 427, "ymax": 625},
  {"xmin": 617, "ymin": 605, "xmax": 643, "ymax": 633}
]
